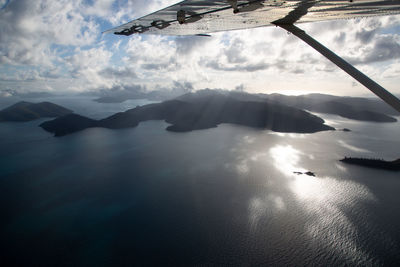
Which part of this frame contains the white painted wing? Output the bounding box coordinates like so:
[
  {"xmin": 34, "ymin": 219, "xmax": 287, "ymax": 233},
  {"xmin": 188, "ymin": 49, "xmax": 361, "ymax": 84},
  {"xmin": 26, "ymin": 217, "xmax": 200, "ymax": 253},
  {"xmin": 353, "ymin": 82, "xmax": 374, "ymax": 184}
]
[{"xmin": 104, "ymin": 0, "xmax": 400, "ymax": 36}]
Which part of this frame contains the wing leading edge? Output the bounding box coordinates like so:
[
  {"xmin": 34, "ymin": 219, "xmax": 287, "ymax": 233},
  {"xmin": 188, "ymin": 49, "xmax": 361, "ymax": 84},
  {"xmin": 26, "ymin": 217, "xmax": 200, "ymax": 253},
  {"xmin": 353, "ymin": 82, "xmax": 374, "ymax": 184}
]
[{"xmin": 104, "ymin": 0, "xmax": 400, "ymax": 36}]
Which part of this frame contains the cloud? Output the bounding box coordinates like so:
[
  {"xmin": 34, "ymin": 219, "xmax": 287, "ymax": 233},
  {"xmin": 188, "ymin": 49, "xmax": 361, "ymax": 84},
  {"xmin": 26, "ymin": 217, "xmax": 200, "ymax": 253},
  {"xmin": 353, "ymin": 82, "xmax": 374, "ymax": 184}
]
[
  {"xmin": 0, "ymin": 1, "xmax": 400, "ymax": 97},
  {"xmin": 96, "ymin": 0, "xmax": 181, "ymax": 26},
  {"xmin": 334, "ymin": 32, "xmax": 346, "ymax": 45},
  {"xmin": 0, "ymin": 88, "xmax": 53, "ymax": 98},
  {"xmin": 381, "ymin": 61, "xmax": 400, "ymax": 78},
  {"xmin": 90, "ymin": 80, "xmax": 194, "ymax": 102},
  {"xmin": 125, "ymin": 35, "xmax": 177, "ymax": 70},
  {"xmin": 0, "ymin": 0, "xmax": 8, "ymax": 9},
  {"xmin": 224, "ymin": 38, "xmax": 248, "ymax": 64},
  {"xmin": 64, "ymin": 46, "xmax": 113, "ymax": 90},
  {"xmin": 170, "ymin": 80, "xmax": 194, "ymax": 94},
  {"xmin": 175, "ymin": 36, "xmax": 213, "ymax": 55},
  {"xmin": 95, "ymin": 83, "xmax": 146, "ymax": 97},
  {"xmin": 356, "ymin": 29, "xmax": 379, "ymax": 43},
  {"xmin": 99, "ymin": 66, "xmax": 137, "ymax": 79},
  {"xmin": 0, "ymin": 0, "xmax": 99, "ymax": 66},
  {"xmin": 141, "ymin": 60, "xmax": 177, "ymax": 71},
  {"xmin": 205, "ymin": 59, "xmax": 269, "ymax": 72},
  {"xmin": 235, "ymin": 84, "xmax": 246, "ymax": 92},
  {"xmin": 346, "ymin": 35, "xmax": 400, "ymax": 64},
  {"xmin": 84, "ymin": 0, "xmax": 114, "ymax": 18}
]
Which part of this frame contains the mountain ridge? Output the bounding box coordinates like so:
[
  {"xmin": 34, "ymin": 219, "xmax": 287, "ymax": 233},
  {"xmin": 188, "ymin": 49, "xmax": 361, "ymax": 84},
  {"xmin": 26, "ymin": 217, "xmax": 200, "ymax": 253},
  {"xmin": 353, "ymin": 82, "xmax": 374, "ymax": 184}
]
[{"xmin": 0, "ymin": 101, "xmax": 72, "ymax": 122}]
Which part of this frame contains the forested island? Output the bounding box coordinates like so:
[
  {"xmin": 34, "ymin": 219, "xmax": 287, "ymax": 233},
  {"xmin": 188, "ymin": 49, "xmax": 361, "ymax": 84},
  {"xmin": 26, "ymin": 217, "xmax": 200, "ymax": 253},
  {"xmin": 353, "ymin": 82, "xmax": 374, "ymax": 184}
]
[
  {"xmin": 40, "ymin": 93, "xmax": 334, "ymax": 136},
  {"xmin": 3, "ymin": 90, "xmax": 398, "ymax": 137},
  {"xmin": 89, "ymin": 88, "xmax": 398, "ymax": 122},
  {"xmin": 0, "ymin": 101, "xmax": 72, "ymax": 122},
  {"xmin": 265, "ymin": 93, "xmax": 398, "ymax": 122},
  {"xmin": 340, "ymin": 157, "xmax": 400, "ymax": 171}
]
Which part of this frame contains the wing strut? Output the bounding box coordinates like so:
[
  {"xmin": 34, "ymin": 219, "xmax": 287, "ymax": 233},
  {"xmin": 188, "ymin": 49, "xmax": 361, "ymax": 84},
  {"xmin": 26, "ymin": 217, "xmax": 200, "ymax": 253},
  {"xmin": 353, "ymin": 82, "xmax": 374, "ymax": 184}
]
[{"xmin": 274, "ymin": 23, "xmax": 400, "ymax": 114}]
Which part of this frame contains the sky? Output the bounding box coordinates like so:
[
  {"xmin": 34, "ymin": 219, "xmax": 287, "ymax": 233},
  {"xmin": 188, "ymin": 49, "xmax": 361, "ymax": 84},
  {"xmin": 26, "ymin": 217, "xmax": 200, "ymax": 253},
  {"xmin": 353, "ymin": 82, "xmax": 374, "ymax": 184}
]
[{"xmin": 0, "ymin": 0, "xmax": 400, "ymax": 99}]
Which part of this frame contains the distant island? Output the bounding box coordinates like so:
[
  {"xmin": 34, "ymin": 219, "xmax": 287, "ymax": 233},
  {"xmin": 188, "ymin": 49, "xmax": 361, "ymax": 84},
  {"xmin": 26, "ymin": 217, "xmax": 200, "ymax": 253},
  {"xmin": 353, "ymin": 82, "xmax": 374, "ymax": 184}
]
[
  {"xmin": 0, "ymin": 101, "xmax": 72, "ymax": 122},
  {"xmin": 91, "ymin": 83, "xmax": 192, "ymax": 103},
  {"xmin": 293, "ymin": 171, "xmax": 316, "ymax": 177},
  {"xmin": 260, "ymin": 93, "xmax": 398, "ymax": 122},
  {"xmin": 40, "ymin": 92, "xmax": 335, "ymax": 136},
  {"xmin": 340, "ymin": 157, "xmax": 400, "ymax": 171},
  {"xmin": 92, "ymin": 88, "xmax": 398, "ymax": 122}
]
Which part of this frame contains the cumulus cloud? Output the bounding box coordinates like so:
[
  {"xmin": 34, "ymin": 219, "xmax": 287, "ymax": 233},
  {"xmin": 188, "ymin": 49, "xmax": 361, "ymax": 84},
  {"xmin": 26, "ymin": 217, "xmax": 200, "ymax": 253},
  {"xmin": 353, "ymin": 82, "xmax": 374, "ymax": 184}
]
[
  {"xmin": 175, "ymin": 36, "xmax": 213, "ymax": 55},
  {"xmin": 97, "ymin": 0, "xmax": 181, "ymax": 26},
  {"xmin": 126, "ymin": 35, "xmax": 177, "ymax": 69},
  {"xmin": 235, "ymin": 84, "xmax": 246, "ymax": 92},
  {"xmin": 99, "ymin": 66, "xmax": 137, "ymax": 79},
  {"xmin": 91, "ymin": 80, "xmax": 194, "ymax": 102},
  {"xmin": 0, "ymin": 0, "xmax": 399, "ymax": 97},
  {"xmin": 64, "ymin": 46, "xmax": 114, "ymax": 90},
  {"xmin": 224, "ymin": 38, "xmax": 248, "ymax": 64},
  {"xmin": 0, "ymin": 88, "xmax": 53, "ymax": 99},
  {"xmin": 347, "ymin": 35, "xmax": 400, "ymax": 64},
  {"xmin": 0, "ymin": 0, "xmax": 8, "ymax": 9},
  {"xmin": 0, "ymin": 0, "xmax": 99, "ymax": 66},
  {"xmin": 205, "ymin": 59, "xmax": 269, "ymax": 72}
]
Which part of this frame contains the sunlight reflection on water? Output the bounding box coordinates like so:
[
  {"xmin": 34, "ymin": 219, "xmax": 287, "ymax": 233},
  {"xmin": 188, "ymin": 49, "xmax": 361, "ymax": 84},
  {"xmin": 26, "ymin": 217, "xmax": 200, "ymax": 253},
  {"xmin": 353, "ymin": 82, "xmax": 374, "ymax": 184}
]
[
  {"xmin": 268, "ymin": 132, "xmax": 307, "ymax": 139},
  {"xmin": 298, "ymin": 177, "xmax": 379, "ymax": 264},
  {"xmin": 267, "ymin": 143, "xmax": 382, "ymax": 264},
  {"xmin": 269, "ymin": 144, "xmax": 307, "ymax": 176},
  {"xmin": 338, "ymin": 140, "xmax": 371, "ymax": 153}
]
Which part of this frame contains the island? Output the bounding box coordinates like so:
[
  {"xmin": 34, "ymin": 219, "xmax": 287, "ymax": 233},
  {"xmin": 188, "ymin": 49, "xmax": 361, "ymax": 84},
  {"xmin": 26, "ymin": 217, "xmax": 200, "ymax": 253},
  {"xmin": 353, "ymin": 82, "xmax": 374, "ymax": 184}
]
[
  {"xmin": 0, "ymin": 101, "xmax": 72, "ymax": 122},
  {"xmin": 91, "ymin": 89, "xmax": 398, "ymax": 123},
  {"xmin": 40, "ymin": 92, "xmax": 335, "ymax": 136},
  {"xmin": 266, "ymin": 93, "xmax": 398, "ymax": 122},
  {"xmin": 340, "ymin": 157, "xmax": 400, "ymax": 171},
  {"xmin": 293, "ymin": 171, "xmax": 316, "ymax": 177}
]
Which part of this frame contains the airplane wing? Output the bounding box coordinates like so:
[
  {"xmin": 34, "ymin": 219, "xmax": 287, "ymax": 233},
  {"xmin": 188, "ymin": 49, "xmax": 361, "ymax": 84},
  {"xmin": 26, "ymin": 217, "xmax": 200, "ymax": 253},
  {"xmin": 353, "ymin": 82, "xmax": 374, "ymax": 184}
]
[
  {"xmin": 104, "ymin": 0, "xmax": 400, "ymax": 113},
  {"xmin": 104, "ymin": 0, "xmax": 400, "ymax": 36}
]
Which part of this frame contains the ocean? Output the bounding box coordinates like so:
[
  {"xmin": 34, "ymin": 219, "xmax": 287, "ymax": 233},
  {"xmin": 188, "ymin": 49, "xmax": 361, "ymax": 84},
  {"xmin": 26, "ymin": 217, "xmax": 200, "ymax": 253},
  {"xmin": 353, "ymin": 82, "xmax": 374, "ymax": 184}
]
[{"xmin": 0, "ymin": 97, "xmax": 399, "ymax": 266}]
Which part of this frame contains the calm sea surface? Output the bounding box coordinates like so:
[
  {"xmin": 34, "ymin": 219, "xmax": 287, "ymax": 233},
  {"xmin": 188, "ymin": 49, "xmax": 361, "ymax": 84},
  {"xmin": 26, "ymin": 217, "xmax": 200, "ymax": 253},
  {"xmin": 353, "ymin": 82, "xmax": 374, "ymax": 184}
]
[{"xmin": 0, "ymin": 97, "xmax": 400, "ymax": 266}]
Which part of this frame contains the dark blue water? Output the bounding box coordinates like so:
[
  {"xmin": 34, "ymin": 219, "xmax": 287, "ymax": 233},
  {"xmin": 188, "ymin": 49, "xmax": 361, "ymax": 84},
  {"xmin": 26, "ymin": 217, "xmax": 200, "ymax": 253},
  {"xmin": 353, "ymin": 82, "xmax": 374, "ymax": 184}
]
[{"xmin": 1, "ymin": 98, "xmax": 400, "ymax": 266}]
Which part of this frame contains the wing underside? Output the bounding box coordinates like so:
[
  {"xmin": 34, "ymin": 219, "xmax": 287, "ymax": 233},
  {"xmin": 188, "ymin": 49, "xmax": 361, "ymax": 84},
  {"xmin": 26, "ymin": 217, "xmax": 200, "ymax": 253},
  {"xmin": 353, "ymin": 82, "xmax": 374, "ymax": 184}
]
[{"xmin": 104, "ymin": 0, "xmax": 400, "ymax": 36}]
